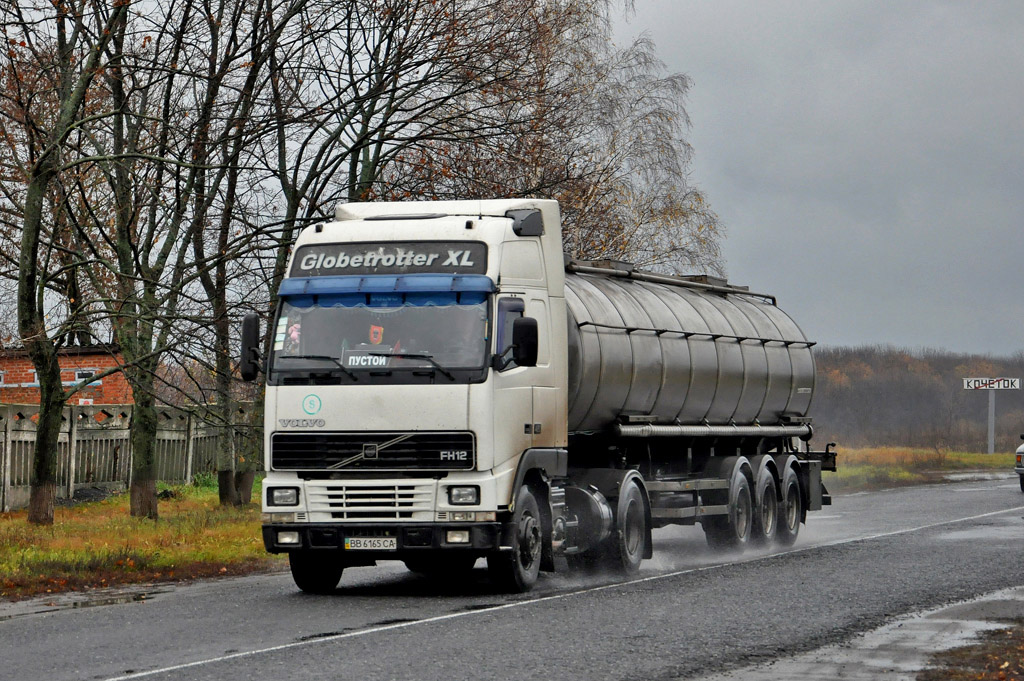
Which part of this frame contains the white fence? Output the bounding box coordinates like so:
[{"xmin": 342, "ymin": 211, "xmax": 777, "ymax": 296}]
[{"xmin": 0, "ymin": 403, "xmax": 261, "ymax": 511}]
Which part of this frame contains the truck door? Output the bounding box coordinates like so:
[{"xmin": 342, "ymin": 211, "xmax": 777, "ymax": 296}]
[{"xmin": 492, "ymin": 297, "xmax": 534, "ymax": 466}]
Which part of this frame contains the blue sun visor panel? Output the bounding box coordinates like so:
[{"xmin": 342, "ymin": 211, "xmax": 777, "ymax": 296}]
[{"xmin": 279, "ymin": 274, "xmax": 495, "ymax": 307}]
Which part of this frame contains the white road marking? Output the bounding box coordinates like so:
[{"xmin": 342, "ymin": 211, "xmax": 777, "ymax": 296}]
[
  {"xmin": 950, "ymin": 487, "xmax": 1012, "ymax": 492},
  {"xmin": 102, "ymin": 504, "xmax": 1024, "ymax": 681}
]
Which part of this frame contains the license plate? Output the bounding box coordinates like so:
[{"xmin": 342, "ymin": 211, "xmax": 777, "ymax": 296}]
[{"xmin": 344, "ymin": 537, "xmax": 397, "ymax": 551}]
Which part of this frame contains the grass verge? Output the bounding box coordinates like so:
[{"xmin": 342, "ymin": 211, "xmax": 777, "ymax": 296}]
[
  {"xmin": 918, "ymin": 621, "xmax": 1024, "ymax": 681},
  {"xmin": 0, "ymin": 480, "xmax": 285, "ymax": 601},
  {"xmin": 825, "ymin": 447, "xmax": 1013, "ymax": 494}
]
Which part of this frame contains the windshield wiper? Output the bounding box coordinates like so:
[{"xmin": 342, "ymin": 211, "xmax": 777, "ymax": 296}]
[
  {"xmin": 368, "ymin": 352, "xmax": 455, "ymax": 381},
  {"xmin": 274, "ymin": 354, "xmax": 358, "ymax": 381}
]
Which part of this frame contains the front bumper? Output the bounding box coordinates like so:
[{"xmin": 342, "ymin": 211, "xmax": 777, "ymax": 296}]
[{"xmin": 262, "ymin": 522, "xmax": 509, "ymax": 558}]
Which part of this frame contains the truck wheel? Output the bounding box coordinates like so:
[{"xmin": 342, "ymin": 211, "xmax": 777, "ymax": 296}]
[
  {"xmin": 605, "ymin": 479, "xmax": 648, "ymax": 574},
  {"xmin": 704, "ymin": 467, "xmax": 753, "ymax": 551},
  {"xmin": 488, "ymin": 485, "xmax": 542, "ymax": 592},
  {"xmin": 751, "ymin": 470, "xmax": 779, "ymax": 546},
  {"xmin": 289, "ymin": 551, "xmax": 344, "ymax": 594},
  {"xmin": 776, "ymin": 466, "xmax": 802, "ymax": 547},
  {"xmin": 1019, "ymin": 475, "xmax": 1024, "ymax": 493}
]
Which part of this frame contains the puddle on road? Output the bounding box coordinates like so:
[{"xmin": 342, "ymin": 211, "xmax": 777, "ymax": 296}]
[
  {"xmin": 67, "ymin": 591, "xmax": 158, "ymax": 609},
  {"xmin": 936, "ymin": 524, "xmax": 1023, "ymax": 542},
  {"xmin": 0, "ymin": 587, "xmax": 168, "ymax": 622},
  {"xmin": 461, "ymin": 603, "xmax": 504, "ymax": 612},
  {"xmin": 296, "ymin": 629, "xmax": 358, "ymax": 641},
  {"xmin": 941, "ymin": 472, "xmax": 1013, "ymax": 482}
]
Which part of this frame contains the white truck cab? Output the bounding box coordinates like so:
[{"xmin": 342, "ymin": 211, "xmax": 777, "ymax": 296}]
[{"xmin": 243, "ymin": 200, "xmax": 568, "ymax": 591}]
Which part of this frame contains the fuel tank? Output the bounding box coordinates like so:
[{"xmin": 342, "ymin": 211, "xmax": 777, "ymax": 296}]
[{"xmin": 564, "ymin": 268, "xmax": 815, "ymax": 433}]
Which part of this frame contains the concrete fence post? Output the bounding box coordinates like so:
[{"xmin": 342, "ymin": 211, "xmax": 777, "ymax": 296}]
[
  {"xmin": 67, "ymin": 405, "xmax": 79, "ymax": 499},
  {"xmin": 185, "ymin": 410, "xmax": 195, "ymax": 484},
  {"xmin": 2, "ymin": 406, "xmax": 10, "ymax": 512},
  {"xmin": 125, "ymin": 406, "xmax": 133, "ymax": 490}
]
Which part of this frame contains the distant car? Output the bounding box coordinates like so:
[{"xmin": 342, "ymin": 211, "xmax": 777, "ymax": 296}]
[{"xmin": 1017, "ymin": 435, "xmax": 1024, "ymax": 492}]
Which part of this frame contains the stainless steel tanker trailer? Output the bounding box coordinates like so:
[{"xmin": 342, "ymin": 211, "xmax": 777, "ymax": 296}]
[{"xmin": 242, "ymin": 199, "xmax": 836, "ymax": 593}]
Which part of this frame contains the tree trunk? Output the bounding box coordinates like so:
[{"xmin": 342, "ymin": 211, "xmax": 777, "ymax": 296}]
[
  {"xmin": 234, "ymin": 470, "xmax": 256, "ymax": 505},
  {"xmin": 214, "ymin": 338, "xmax": 239, "ymax": 507},
  {"xmin": 27, "ymin": 481, "xmax": 56, "ymax": 525},
  {"xmin": 20, "ymin": 161, "xmax": 66, "ymax": 526},
  {"xmin": 27, "ymin": 372, "xmax": 65, "ymax": 524},
  {"xmin": 219, "ymin": 470, "xmax": 240, "ymax": 505},
  {"xmin": 129, "ymin": 390, "xmax": 159, "ymax": 520}
]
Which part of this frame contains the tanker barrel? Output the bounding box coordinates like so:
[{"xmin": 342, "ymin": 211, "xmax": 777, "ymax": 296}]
[{"xmin": 564, "ymin": 264, "xmax": 816, "ymax": 434}]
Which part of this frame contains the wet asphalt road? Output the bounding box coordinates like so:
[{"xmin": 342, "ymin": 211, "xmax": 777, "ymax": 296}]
[{"xmin": 3, "ymin": 475, "xmax": 1023, "ymax": 681}]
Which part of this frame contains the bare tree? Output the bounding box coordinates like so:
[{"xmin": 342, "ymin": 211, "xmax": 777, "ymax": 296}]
[
  {"xmin": 70, "ymin": 0, "xmax": 313, "ymax": 518},
  {"xmin": 379, "ymin": 2, "xmax": 724, "ymax": 274},
  {"xmin": 1, "ymin": 0, "xmax": 130, "ymax": 523}
]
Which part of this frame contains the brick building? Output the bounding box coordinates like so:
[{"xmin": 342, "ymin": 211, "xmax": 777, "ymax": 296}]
[{"xmin": 0, "ymin": 345, "xmax": 133, "ymax": 405}]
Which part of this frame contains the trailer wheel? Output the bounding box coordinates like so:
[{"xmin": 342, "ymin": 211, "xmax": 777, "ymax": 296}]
[
  {"xmin": 776, "ymin": 466, "xmax": 802, "ymax": 546},
  {"xmin": 604, "ymin": 479, "xmax": 648, "ymax": 574},
  {"xmin": 289, "ymin": 551, "xmax": 345, "ymax": 594},
  {"xmin": 488, "ymin": 485, "xmax": 542, "ymax": 592},
  {"xmin": 751, "ymin": 470, "xmax": 779, "ymax": 547},
  {"xmin": 704, "ymin": 467, "xmax": 753, "ymax": 551}
]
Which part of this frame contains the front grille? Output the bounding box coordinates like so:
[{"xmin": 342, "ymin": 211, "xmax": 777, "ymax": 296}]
[
  {"xmin": 272, "ymin": 431, "xmax": 475, "ymax": 471},
  {"xmin": 306, "ymin": 481, "xmax": 434, "ymax": 520}
]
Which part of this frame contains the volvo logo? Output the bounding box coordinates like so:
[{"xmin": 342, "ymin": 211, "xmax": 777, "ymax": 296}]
[{"xmin": 279, "ymin": 418, "xmax": 326, "ymax": 428}]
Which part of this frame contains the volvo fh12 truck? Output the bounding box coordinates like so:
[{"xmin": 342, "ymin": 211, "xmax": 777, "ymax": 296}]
[{"xmin": 241, "ymin": 199, "xmax": 836, "ymax": 593}]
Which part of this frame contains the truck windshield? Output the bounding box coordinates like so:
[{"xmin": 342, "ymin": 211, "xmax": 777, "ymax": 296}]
[{"xmin": 269, "ymin": 291, "xmax": 489, "ymax": 384}]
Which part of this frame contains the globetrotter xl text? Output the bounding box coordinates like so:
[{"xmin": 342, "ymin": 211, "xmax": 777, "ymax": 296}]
[{"xmin": 290, "ymin": 241, "xmax": 488, "ymax": 277}]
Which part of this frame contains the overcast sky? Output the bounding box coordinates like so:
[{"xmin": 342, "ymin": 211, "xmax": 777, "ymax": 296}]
[{"xmin": 614, "ymin": 1, "xmax": 1024, "ymax": 356}]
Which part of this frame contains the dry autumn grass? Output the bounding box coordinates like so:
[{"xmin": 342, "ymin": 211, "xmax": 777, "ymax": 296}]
[
  {"xmin": 825, "ymin": 446, "xmax": 1013, "ymax": 493},
  {"xmin": 0, "ymin": 477, "xmax": 284, "ymax": 600},
  {"xmin": 918, "ymin": 622, "xmax": 1024, "ymax": 681}
]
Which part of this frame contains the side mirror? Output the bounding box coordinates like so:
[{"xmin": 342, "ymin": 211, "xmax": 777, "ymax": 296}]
[
  {"xmin": 240, "ymin": 313, "xmax": 261, "ymax": 382},
  {"xmin": 511, "ymin": 317, "xmax": 538, "ymax": 367}
]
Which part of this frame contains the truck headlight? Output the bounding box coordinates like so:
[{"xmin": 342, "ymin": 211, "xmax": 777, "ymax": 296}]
[
  {"xmin": 268, "ymin": 487, "xmax": 299, "ymax": 506},
  {"xmin": 277, "ymin": 531, "xmax": 301, "ymax": 545},
  {"xmin": 446, "ymin": 530, "xmax": 471, "ymax": 544},
  {"xmin": 447, "ymin": 486, "xmax": 479, "ymax": 505}
]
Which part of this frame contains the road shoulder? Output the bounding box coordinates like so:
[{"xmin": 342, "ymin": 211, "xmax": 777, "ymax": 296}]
[{"xmin": 701, "ymin": 585, "xmax": 1024, "ymax": 680}]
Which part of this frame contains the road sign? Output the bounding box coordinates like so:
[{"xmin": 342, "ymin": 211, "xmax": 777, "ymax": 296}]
[
  {"xmin": 962, "ymin": 378, "xmax": 1021, "ymax": 390},
  {"xmin": 962, "ymin": 378, "xmax": 1020, "ymax": 454}
]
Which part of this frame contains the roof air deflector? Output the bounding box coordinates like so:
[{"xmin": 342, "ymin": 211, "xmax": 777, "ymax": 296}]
[{"xmin": 505, "ymin": 209, "xmax": 544, "ymax": 236}]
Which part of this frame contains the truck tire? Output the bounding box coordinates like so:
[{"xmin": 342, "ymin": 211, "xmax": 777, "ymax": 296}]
[
  {"xmin": 289, "ymin": 551, "xmax": 344, "ymax": 594},
  {"xmin": 605, "ymin": 479, "xmax": 648, "ymax": 574},
  {"xmin": 488, "ymin": 485, "xmax": 542, "ymax": 592},
  {"xmin": 704, "ymin": 466, "xmax": 753, "ymax": 551},
  {"xmin": 751, "ymin": 469, "xmax": 779, "ymax": 547},
  {"xmin": 571, "ymin": 478, "xmax": 649, "ymax": 574},
  {"xmin": 1019, "ymin": 475, "xmax": 1024, "ymax": 493},
  {"xmin": 776, "ymin": 466, "xmax": 802, "ymax": 546}
]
